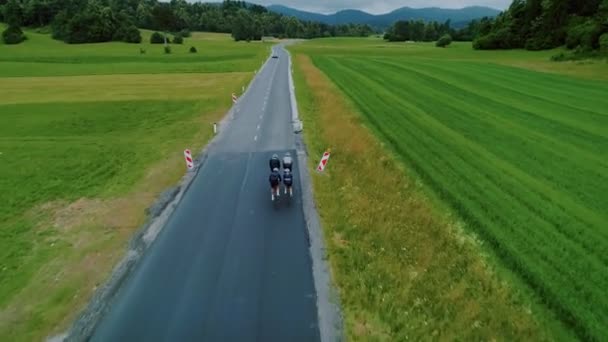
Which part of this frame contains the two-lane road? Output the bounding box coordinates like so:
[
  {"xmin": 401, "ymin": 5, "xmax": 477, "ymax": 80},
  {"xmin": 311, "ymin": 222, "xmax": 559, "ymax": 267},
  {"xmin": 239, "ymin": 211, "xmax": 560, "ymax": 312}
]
[{"xmin": 90, "ymin": 45, "xmax": 320, "ymax": 341}]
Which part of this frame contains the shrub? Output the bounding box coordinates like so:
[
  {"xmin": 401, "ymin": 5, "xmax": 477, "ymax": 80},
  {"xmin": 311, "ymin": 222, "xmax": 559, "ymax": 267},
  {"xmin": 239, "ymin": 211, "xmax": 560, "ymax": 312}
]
[
  {"xmin": 140, "ymin": 48, "xmax": 146, "ymax": 54},
  {"xmin": 189, "ymin": 46, "xmax": 197, "ymax": 53},
  {"xmin": 115, "ymin": 25, "xmax": 141, "ymax": 43},
  {"xmin": 2, "ymin": 25, "xmax": 27, "ymax": 44},
  {"xmin": 436, "ymin": 34, "xmax": 452, "ymax": 47},
  {"xmin": 173, "ymin": 34, "xmax": 183, "ymax": 44},
  {"xmin": 566, "ymin": 19, "xmax": 602, "ymax": 50},
  {"xmin": 473, "ymin": 33, "xmax": 498, "ymax": 49},
  {"xmin": 179, "ymin": 29, "xmax": 191, "ymax": 37},
  {"xmin": 550, "ymin": 52, "xmax": 568, "ymax": 61},
  {"xmin": 150, "ymin": 31, "xmax": 165, "ymax": 44},
  {"xmin": 164, "ymin": 45, "xmax": 171, "ymax": 54}
]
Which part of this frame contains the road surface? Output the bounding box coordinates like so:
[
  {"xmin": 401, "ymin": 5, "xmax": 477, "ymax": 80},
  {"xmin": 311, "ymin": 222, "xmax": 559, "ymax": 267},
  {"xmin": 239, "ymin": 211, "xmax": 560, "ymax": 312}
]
[{"xmin": 90, "ymin": 45, "xmax": 320, "ymax": 341}]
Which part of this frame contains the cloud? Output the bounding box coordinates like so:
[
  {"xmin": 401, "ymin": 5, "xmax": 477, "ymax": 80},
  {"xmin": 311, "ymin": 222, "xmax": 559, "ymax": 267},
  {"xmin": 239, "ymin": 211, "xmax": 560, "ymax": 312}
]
[{"xmin": 257, "ymin": 1, "xmax": 510, "ymax": 14}]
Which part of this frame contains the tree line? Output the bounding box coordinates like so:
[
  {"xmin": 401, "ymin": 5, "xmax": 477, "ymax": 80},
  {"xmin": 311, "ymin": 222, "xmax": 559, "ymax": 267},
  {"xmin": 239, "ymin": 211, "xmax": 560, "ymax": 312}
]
[
  {"xmin": 0, "ymin": 0, "xmax": 374, "ymax": 44},
  {"xmin": 472, "ymin": 0, "xmax": 608, "ymax": 53},
  {"xmin": 383, "ymin": 0, "xmax": 608, "ymax": 56},
  {"xmin": 384, "ymin": 19, "xmax": 453, "ymax": 42}
]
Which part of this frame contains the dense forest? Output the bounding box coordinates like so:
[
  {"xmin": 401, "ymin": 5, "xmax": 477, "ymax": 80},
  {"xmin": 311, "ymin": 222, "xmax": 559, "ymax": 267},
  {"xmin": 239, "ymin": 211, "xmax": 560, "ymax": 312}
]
[
  {"xmin": 473, "ymin": 0, "xmax": 608, "ymax": 53},
  {"xmin": 385, "ymin": 0, "xmax": 608, "ymax": 56},
  {"xmin": 0, "ymin": 0, "xmax": 374, "ymax": 44}
]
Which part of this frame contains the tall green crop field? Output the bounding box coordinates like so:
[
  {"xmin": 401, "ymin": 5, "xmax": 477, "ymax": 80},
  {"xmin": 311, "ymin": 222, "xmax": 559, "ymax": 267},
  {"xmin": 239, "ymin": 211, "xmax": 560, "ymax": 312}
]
[{"xmin": 293, "ymin": 40, "xmax": 608, "ymax": 340}]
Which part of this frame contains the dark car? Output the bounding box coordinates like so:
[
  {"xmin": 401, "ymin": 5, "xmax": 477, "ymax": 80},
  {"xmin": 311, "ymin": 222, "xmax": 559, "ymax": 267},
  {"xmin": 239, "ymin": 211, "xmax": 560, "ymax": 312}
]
[{"xmin": 272, "ymin": 55, "xmax": 278, "ymax": 59}]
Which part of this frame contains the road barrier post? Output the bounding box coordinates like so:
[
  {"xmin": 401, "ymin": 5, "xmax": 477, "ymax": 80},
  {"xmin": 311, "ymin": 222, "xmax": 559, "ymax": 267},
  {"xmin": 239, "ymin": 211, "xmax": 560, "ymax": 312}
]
[
  {"xmin": 316, "ymin": 150, "xmax": 331, "ymax": 172},
  {"xmin": 184, "ymin": 149, "xmax": 194, "ymax": 170}
]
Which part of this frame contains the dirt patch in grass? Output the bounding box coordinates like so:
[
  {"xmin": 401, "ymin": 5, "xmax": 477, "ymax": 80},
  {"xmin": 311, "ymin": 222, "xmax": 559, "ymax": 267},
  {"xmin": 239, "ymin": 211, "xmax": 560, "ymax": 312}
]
[{"xmin": 293, "ymin": 53, "xmax": 550, "ymax": 341}]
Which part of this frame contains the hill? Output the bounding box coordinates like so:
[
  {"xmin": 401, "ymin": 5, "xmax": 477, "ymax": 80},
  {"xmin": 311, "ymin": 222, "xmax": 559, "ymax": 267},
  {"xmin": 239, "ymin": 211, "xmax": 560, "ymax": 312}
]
[{"xmin": 267, "ymin": 5, "xmax": 500, "ymax": 29}]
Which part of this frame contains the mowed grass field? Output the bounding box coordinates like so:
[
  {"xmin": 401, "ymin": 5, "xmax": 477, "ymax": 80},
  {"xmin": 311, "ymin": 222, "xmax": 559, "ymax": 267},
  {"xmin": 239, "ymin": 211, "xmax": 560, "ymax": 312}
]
[
  {"xmin": 291, "ymin": 39, "xmax": 608, "ymax": 340},
  {"xmin": 0, "ymin": 25, "xmax": 269, "ymax": 341}
]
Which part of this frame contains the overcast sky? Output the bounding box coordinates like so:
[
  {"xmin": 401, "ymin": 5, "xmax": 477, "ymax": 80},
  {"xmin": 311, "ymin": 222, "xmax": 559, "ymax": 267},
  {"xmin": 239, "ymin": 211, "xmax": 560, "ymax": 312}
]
[{"xmin": 257, "ymin": 1, "xmax": 511, "ymax": 14}]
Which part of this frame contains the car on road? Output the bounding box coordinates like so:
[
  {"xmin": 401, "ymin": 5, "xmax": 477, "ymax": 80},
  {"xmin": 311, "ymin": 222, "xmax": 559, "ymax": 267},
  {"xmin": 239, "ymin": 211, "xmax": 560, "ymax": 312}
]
[{"xmin": 272, "ymin": 55, "xmax": 278, "ymax": 59}]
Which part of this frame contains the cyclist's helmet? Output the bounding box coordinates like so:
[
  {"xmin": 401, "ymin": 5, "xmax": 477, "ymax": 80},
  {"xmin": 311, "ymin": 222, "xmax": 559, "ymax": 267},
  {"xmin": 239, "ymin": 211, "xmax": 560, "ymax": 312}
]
[
  {"xmin": 273, "ymin": 168, "xmax": 279, "ymax": 172},
  {"xmin": 272, "ymin": 154, "xmax": 279, "ymax": 159}
]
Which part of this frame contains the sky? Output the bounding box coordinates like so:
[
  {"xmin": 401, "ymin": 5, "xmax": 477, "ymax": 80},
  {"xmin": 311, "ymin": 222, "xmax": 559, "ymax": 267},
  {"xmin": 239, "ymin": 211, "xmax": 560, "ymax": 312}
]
[{"xmin": 256, "ymin": 1, "xmax": 511, "ymax": 14}]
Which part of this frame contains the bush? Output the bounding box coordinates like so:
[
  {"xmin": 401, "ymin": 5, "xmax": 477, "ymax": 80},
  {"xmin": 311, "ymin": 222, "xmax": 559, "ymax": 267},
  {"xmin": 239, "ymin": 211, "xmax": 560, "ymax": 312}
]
[
  {"xmin": 473, "ymin": 33, "xmax": 499, "ymax": 49},
  {"xmin": 140, "ymin": 48, "xmax": 146, "ymax": 54},
  {"xmin": 550, "ymin": 52, "xmax": 568, "ymax": 61},
  {"xmin": 566, "ymin": 19, "xmax": 602, "ymax": 50},
  {"xmin": 115, "ymin": 25, "xmax": 141, "ymax": 43},
  {"xmin": 150, "ymin": 31, "xmax": 165, "ymax": 44},
  {"xmin": 164, "ymin": 45, "xmax": 171, "ymax": 54},
  {"xmin": 2, "ymin": 25, "xmax": 26, "ymax": 44},
  {"xmin": 179, "ymin": 29, "xmax": 191, "ymax": 37},
  {"xmin": 436, "ymin": 34, "xmax": 452, "ymax": 47},
  {"xmin": 189, "ymin": 46, "xmax": 197, "ymax": 53},
  {"xmin": 173, "ymin": 34, "xmax": 183, "ymax": 44}
]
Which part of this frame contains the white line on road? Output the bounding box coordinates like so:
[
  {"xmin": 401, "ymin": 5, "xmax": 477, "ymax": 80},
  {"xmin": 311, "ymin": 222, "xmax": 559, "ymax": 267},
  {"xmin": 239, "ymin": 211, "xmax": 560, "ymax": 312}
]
[
  {"xmin": 254, "ymin": 135, "xmax": 258, "ymax": 141},
  {"xmin": 257, "ymin": 124, "xmax": 260, "ymax": 130}
]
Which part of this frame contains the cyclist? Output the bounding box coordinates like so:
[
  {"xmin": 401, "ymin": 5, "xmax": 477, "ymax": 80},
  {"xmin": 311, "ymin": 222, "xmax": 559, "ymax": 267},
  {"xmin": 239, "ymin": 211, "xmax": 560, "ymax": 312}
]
[
  {"xmin": 269, "ymin": 167, "xmax": 281, "ymax": 200},
  {"xmin": 283, "ymin": 168, "xmax": 293, "ymax": 196},
  {"xmin": 269, "ymin": 154, "xmax": 281, "ymax": 172},
  {"xmin": 282, "ymin": 152, "xmax": 293, "ymax": 171}
]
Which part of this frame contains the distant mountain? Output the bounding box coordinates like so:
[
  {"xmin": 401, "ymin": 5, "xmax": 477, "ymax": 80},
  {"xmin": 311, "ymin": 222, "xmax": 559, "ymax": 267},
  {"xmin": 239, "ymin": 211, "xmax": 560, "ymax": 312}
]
[{"xmin": 266, "ymin": 5, "xmax": 500, "ymax": 29}]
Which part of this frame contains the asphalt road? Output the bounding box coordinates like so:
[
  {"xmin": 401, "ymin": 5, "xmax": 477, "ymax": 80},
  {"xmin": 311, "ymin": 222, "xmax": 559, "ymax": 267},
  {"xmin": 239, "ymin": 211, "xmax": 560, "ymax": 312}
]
[{"xmin": 90, "ymin": 45, "xmax": 320, "ymax": 342}]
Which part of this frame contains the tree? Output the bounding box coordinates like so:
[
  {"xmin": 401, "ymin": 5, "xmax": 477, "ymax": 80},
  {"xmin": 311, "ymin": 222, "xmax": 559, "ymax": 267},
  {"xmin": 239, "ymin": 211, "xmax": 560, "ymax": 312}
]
[
  {"xmin": 9, "ymin": 0, "xmax": 369, "ymax": 44},
  {"xmin": 114, "ymin": 24, "xmax": 142, "ymax": 43},
  {"xmin": 436, "ymin": 34, "xmax": 452, "ymax": 47},
  {"xmin": 424, "ymin": 22, "xmax": 439, "ymax": 42},
  {"xmin": 150, "ymin": 31, "xmax": 165, "ymax": 44},
  {"xmin": 600, "ymin": 33, "xmax": 608, "ymax": 53},
  {"xmin": 4, "ymin": 0, "xmax": 23, "ymax": 26},
  {"xmin": 2, "ymin": 24, "xmax": 26, "ymax": 44},
  {"xmin": 173, "ymin": 33, "xmax": 183, "ymax": 44},
  {"xmin": 474, "ymin": 0, "xmax": 606, "ymax": 52}
]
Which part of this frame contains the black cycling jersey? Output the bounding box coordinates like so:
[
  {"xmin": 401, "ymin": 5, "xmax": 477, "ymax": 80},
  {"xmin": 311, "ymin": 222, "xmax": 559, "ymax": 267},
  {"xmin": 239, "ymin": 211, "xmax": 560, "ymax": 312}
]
[{"xmin": 269, "ymin": 158, "xmax": 281, "ymax": 171}]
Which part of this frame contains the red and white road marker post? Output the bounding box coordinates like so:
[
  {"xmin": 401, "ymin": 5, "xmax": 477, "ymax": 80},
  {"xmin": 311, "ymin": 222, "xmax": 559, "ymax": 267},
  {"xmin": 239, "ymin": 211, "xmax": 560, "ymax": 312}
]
[
  {"xmin": 317, "ymin": 149, "xmax": 331, "ymax": 172},
  {"xmin": 231, "ymin": 93, "xmax": 238, "ymax": 104},
  {"xmin": 184, "ymin": 149, "xmax": 194, "ymax": 170}
]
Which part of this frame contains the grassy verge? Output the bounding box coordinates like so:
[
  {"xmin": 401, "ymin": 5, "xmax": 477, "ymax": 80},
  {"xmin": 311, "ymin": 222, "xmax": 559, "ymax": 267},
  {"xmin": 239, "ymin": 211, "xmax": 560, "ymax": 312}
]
[
  {"xmin": 291, "ymin": 36, "xmax": 607, "ymax": 340},
  {"xmin": 292, "ymin": 53, "xmax": 554, "ymax": 341},
  {"xmin": 0, "ymin": 28, "xmax": 268, "ymax": 341}
]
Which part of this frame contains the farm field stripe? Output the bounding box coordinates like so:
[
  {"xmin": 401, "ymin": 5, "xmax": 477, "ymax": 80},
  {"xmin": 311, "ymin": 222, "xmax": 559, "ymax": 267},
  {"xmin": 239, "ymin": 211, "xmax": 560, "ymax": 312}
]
[
  {"xmin": 366, "ymin": 59, "xmax": 608, "ymax": 214},
  {"xmin": 371, "ymin": 58, "xmax": 608, "ymax": 150},
  {"xmin": 335, "ymin": 58, "xmax": 608, "ymax": 231}
]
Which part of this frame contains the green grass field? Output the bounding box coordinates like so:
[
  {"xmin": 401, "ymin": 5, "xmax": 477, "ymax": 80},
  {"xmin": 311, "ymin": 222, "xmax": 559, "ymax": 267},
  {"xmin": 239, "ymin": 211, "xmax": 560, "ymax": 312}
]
[
  {"xmin": 0, "ymin": 25, "xmax": 269, "ymax": 340},
  {"xmin": 292, "ymin": 39, "xmax": 608, "ymax": 340}
]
